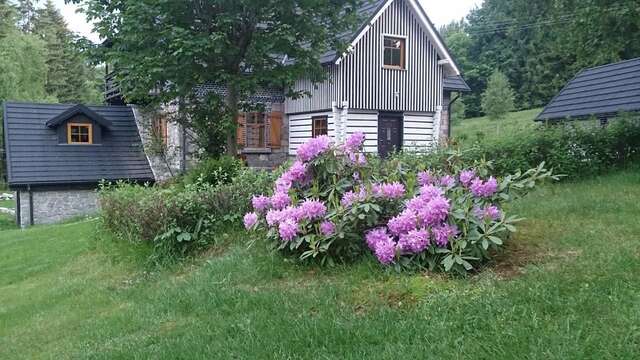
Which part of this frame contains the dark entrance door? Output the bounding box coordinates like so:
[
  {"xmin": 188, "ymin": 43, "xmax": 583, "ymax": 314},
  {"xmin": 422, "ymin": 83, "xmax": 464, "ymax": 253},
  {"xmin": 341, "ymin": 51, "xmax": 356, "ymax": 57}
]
[{"xmin": 378, "ymin": 113, "xmax": 403, "ymax": 157}]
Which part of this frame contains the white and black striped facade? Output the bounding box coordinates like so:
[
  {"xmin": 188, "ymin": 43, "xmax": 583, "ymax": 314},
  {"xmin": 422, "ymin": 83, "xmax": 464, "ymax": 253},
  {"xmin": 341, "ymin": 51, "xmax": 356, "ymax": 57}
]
[{"xmin": 284, "ymin": 0, "xmax": 457, "ymax": 156}]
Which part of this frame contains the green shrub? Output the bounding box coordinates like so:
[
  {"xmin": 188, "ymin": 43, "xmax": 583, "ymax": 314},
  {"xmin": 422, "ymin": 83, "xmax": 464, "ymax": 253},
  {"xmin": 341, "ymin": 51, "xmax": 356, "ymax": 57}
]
[
  {"xmin": 244, "ymin": 134, "xmax": 556, "ymax": 274},
  {"xmin": 99, "ymin": 168, "xmax": 275, "ymax": 264},
  {"xmin": 183, "ymin": 155, "xmax": 244, "ymax": 186},
  {"xmin": 410, "ymin": 115, "xmax": 640, "ymax": 179}
]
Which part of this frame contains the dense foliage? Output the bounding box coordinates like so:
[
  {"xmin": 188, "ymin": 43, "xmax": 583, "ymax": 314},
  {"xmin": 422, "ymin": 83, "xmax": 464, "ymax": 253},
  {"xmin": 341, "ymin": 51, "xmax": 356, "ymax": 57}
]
[
  {"xmin": 182, "ymin": 155, "xmax": 244, "ymax": 186},
  {"xmin": 244, "ymin": 134, "xmax": 556, "ymax": 274},
  {"xmin": 99, "ymin": 167, "xmax": 275, "ymax": 263},
  {"xmin": 441, "ymin": 0, "xmax": 640, "ymax": 117},
  {"xmin": 447, "ymin": 115, "xmax": 640, "ymax": 179},
  {"xmin": 78, "ymin": 0, "xmax": 365, "ymax": 156},
  {"xmin": 481, "ymin": 70, "xmax": 515, "ymax": 121}
]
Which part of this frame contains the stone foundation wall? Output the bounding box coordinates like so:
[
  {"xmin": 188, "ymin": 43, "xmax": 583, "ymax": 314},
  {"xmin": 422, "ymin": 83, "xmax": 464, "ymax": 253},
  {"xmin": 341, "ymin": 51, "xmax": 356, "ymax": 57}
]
[{"xmin": 18, "ymin": 189, "xmax": 99, "ymax": 228}]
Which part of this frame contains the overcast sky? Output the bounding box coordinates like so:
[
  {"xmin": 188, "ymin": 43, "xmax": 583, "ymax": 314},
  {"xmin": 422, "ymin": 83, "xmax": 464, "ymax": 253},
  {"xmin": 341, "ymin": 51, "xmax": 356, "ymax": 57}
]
[{"xmin": 53, "ymin": 0, "xmax": 484, "ymax": 43}]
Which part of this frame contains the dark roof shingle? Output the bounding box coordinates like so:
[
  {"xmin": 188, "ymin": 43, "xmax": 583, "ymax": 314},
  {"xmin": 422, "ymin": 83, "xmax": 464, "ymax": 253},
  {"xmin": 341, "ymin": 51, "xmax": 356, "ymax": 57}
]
[
  {"xmin": 444, "ymin": 76, "xmax": 471, "ymax": 92},
  {"xmin": 536, "ymin": 58, "xmax": 640, "ymax": 121},
  {"xmin": 3, "ymin": 102, "xmax": 154, "ymax": 187}
]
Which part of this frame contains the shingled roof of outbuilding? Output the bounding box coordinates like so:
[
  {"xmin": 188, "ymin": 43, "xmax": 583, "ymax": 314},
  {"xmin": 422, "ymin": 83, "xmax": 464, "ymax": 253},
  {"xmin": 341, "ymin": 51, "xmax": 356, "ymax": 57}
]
[
  {"xmin": 536, "ymin": 58, "xmax": 640, "ymax": 121},
  {"xmin": 443, "ymin": 76, "xmax": 471, "ymax": 92},
  {"xmin": 3, "ymin": 102, "xmax": 154, "ymax": 187}
]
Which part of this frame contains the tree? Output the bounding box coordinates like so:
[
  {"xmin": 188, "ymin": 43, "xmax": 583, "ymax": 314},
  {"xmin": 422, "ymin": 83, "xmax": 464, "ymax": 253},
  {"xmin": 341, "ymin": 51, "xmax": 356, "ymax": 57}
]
[
  {"xmin": 32, "ymin": 0, "xmax": 102, "ymax": 104},
  {"xmin": 77, "ymin": 0, "xmax": 364, "ymax": 157},
  {"xmin": 481, "ymin": 70, "xmax": 514, "ymax": 122}
]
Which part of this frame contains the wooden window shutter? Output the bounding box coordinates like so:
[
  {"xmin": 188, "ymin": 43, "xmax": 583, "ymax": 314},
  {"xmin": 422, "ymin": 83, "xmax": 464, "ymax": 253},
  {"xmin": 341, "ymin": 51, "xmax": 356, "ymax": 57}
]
[
  {"xmin": 269, "ymin": 111, "xmax": 283, "ymax": 149},
  {"xmin": 236, "ymin": 112, "xmax": 245, "ymax": 146}
]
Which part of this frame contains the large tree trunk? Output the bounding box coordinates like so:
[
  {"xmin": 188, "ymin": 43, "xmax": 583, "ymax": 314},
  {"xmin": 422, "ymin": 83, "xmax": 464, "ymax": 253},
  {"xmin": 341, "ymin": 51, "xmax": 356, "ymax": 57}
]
[{"xmin": 225, "ymin": 82, "xmax": 239, "ymax": 156}]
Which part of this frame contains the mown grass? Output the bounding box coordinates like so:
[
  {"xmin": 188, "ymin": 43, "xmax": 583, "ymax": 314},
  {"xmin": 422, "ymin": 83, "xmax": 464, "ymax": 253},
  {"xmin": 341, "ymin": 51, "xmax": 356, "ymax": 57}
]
[
  {"xmin": 0, "ymin": 198, "xmax": 16, "ymax": 231},
  {"xmin": 452, "ymin": 108, "xmax": 543, "ymax": 145},
  {"xmin": 1, "ymin": 169, "xmax": 639, "ymax": 359}
]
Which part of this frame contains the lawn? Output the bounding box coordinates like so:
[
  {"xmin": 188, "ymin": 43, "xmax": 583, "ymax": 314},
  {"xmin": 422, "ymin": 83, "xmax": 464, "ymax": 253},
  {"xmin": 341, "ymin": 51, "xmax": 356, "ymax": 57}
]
[
  {"xmin": 452, "ymin": 108, "xmax": 543, "ymax": 145},
  {"xmin": 1, "ymin": 169, "xmax": 639, "ymax": 359},
  {"xmin": 0, "ymin": 197, "xmax": 15, "ymax": 231}
]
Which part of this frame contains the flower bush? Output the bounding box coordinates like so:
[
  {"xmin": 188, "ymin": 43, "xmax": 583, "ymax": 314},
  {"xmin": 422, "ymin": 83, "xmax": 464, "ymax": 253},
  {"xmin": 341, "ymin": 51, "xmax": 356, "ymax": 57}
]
[{"xmin": 245, "ymin": 133, "xmax": 558, "ymax": 274}]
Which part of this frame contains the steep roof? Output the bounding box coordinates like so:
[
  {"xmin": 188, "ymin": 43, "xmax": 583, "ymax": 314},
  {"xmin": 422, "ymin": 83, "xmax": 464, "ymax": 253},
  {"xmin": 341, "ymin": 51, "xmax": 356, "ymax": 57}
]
[
  {"xmin": 443, "ymin": 76, "xmax": 471, "ymax": 92},
  {"xmin": 3, "ymin": 102, "xmax": 154, "ymax": 187},
  {"xmin": 536, "ymin": 58, "xmax": 640, "ymax": 121}
]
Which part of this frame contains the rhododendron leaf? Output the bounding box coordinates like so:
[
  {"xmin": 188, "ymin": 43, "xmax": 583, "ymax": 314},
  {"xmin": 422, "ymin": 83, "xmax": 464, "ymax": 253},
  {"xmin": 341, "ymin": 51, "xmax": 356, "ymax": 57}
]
[
  {"xmin": 504, "ymin": 224, "xmax": 517, "ymax": 232},
  {"xmin": 443, "ymin": 255, "xmax": 455, "ymax": 271},
  {"xmin": 482, "ymin": 239, "xmax": 489, "ymax": 250},
  {"xmin": 489, "ymin": 236, "xmax": 503, "ymax": 245}
]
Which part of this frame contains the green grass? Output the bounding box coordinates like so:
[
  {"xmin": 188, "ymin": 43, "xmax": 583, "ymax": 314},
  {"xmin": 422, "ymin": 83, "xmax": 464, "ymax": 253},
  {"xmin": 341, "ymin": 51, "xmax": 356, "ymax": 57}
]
[
  {"xmin": 0, "ymin": 199, "xmax": 13, "ymax": 209},
  {"xmin": 1, "ymin": 169, "xmax": 640, "ymax": 359},
  {"xmin": 0, "ymin": 198, "xmax": 16, "ymax": 231},
  {"xmin": 452, "ymin": 108, "xmax": 543, "ymax": 145}
]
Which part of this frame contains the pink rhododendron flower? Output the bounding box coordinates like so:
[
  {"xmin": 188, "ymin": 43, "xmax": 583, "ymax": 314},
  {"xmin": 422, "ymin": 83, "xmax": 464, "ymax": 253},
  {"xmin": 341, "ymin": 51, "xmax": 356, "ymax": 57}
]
[
  {"xmin": 438, "ymin": 175, "xmax": 456, "ymax": 189},
  {"xmin": 320, "ymin": 221, "xmax": 336, "ymax": 236},
  {"xmin": 419, "ymin": 184, "xmax": 444, "ymax": 201},
  {"xmin": 387, "ymin": 209, "xmax": 418, "ymax": 235},
  {"xmin": 299, "ymin": 199, "xmax": 327, "ymax": 220},
  {"xmin": 470, "ymin": 177, "xmax": 499, "ymax": 197},
  {"xmin": 374, "ymin": 237, "xmax": 397, "ymax": 265},
  {"xmin": 278, "ymin": 219, "xmax": 298, "ymax": 242},
  {"xmin": 365, "ymin": 227, "xmax": 392, "ymax": 250},
  {"xmin": 270, "ymin": 192, "xmax": 291, "ymax": 210},
  {"xmin": 280, "ymin": 206, "xmax": 304, "ymax": 223},
  {"xmin": 432, "ymin": 223, "xmax": 458, "ymax": 247},
  {"xmin": 397, "ymin": 228, "xmax": 430, "ymax": 254},
  {"xmin": 344, "ymin": 132, "xmax": 366, "ymax": 152},
  {"xmin": 284, "ymin": 161, "xmax": 307, "ymax": 183},
  {"xmin": 459, "ymin": 169, "xmax": 476, "ymax": 187},
  {"xmin": 296, "ymin": 135, "xmax": 331, "ymax": 162},
  {"xmin": 474, "ymin": 205, "xmax": 501, "ymax": 221},
  {"xmin": 417, "ymin": 170, "xmax": 436, "ymax": 186},
  {"xmin": 275, "ymin": 177, "xmax": 292, "ymax": 192},
  {"xmin": 382, "ymin": 182, "xmax": 405, "ymax": 199},
  {"xmin": 407, "ymin": 194, "xmax": 450, "ymax": 227},
  {"xmin": 243, "ymin": 212, "xmax": 258, "ymax": 230},
  {"xmin": 265, "ymin": 209, "xmax": 282, "ymax": 227},
  {"xmin": 251, "ymin": 195, "xmax": 271, "ymax": 212},
  {"xmin": 372, "ymin": 182, "xmax": 405, "ymax": 200},
  {"xmin": 341, "ymin": 188, "xmax": 366, "ymax": 208},
  {"xmin": 348, "ymin": 152, "xmax": 367, "ymax": 166}
]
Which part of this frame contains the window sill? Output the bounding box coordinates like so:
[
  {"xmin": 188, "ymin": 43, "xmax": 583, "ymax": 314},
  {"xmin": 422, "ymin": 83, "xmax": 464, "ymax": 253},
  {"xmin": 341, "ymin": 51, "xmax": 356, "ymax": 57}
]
[
  {"xmin": 383, "ymin": 66, "xmax": 407, "ymax": 71},
  {"xmin": 242, "ymin": 148, "xmax": 272, "ymax": 154},
  {"xmin": 58, "ymin": 143, "xmax": 102, "ymax": 146}
]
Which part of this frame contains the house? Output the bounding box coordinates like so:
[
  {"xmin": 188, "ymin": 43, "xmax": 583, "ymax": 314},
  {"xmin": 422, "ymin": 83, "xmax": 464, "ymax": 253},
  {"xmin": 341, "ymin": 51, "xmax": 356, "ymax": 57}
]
[
  {"xmin": 2, "ymin": 102, "xmax": 154, "ymax": 227},
  {"xmin": 108, "ymin": 0, "xmax": 470, "ymax": 169},
  {"xmin": 536, "ymin": 57, "xmax": 640, "ymax": 124},
  {"xmin": 2, "ymin": 0, "xmax": 470, "ymax": 227}
]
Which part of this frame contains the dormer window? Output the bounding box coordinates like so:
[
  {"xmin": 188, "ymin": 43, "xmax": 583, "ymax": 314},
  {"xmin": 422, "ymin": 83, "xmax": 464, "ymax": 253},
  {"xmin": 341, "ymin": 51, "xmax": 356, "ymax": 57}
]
[
  {"xmin": 67, "ymin": 123, "xmax": 93, "ymax": 144},
  {"xmin": 383, "ymin": 36, "xmax": 406, "ymax": 69}
]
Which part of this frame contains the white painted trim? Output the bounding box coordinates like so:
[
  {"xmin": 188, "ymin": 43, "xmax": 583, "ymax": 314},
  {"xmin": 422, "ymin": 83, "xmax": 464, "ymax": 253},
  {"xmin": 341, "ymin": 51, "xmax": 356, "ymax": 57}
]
[
  {"xmin": 406, "ymin": 0, "xmax": 460, "ymax": 75},
  {"xmin": 335, "ymin": 0, "xmax": 394, "ymax": 65}
]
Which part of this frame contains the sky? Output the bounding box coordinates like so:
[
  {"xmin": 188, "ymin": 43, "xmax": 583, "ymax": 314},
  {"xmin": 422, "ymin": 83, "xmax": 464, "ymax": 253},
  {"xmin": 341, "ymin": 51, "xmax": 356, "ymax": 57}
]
[{"xmin": 53, "ymin": 0, "xmax": 484, "ymax": 43}]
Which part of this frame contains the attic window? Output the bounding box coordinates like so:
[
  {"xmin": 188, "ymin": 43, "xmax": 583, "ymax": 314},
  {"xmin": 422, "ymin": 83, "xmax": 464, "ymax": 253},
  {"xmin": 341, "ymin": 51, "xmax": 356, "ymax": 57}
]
[
  {"xmin": 383, "ymin": 36, "xmax": 405, "ymax": 69},
  {"xmin": 67, "ymin": 123, "xmax": 93, "ymax": 144}
]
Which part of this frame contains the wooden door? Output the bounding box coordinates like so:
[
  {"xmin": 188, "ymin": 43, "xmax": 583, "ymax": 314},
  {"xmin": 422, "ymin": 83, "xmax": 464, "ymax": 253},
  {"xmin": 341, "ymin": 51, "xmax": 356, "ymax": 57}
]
[{"xmin": 378, "ymin": 113, "xmax": 403, "ymax": 157}]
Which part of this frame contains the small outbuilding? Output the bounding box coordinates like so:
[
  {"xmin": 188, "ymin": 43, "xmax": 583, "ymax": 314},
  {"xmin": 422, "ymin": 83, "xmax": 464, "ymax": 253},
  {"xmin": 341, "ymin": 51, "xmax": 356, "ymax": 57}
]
[
  {"xmin": 536, "ymin": 57, "xmax": 640, "ymax": 123},
  {"xmin": 3, "ymin": 102, "xmax": 154, "ymax": 227}
]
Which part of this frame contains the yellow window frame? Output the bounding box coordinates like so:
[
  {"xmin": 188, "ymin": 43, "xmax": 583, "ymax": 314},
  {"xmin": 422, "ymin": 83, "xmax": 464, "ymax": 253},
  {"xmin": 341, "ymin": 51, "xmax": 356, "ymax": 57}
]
[{"xmin": 67, "ymin": 123, "xmax": 93, "ymax": 144}]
